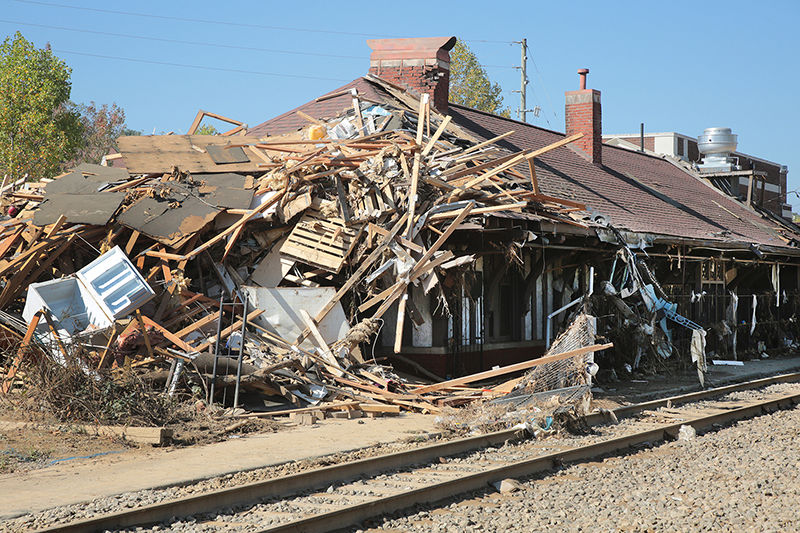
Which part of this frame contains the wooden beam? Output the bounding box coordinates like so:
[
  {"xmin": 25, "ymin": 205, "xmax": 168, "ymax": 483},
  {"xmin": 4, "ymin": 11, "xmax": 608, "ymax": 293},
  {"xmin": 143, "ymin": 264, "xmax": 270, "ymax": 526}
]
[
  {"xmin": 2, "ymin": 311, "xmax": 42, "ymax": 393},
  {"xmin": 421, "ymin": 115, "xmax": 452, "ymax": 157},
  {"xmin": 299, "ymin": 309, "xmax": 344, "ymax": 376},
  {"xmin": 393, "ymin": 289, "xmax": 408, "ymax": 353},
  {"xmin": 463, "ymin": 130, "xmax": 516, "ymax": 155},
  {"xmin": 528, "ymin": 158, "xmax": 540, "ymax": 195},
  {"xmin": 413, "ymin": 343, "xmax": 613, "ymax": 395},
  {"xmin": 405, "ymin": 94, "xmax": 429, "ymax": 239},
  {"xmin": 140, "ymin": 315, "xmax": 196, "ymax": 354},
  {"xmin": 183, "ymin": 189, "xmax": 285, "ymax": 260},
  {"xmin": 44, "ymin": 215, "xmax": 67, "ymax": 239},
  {"xmin": 523, "ymin": 132, "xmax": 583, "ymax": 161}
]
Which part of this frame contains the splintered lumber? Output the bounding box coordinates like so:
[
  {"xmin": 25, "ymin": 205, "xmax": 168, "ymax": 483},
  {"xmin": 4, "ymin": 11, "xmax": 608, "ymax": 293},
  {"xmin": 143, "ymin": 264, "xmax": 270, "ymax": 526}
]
[
  {"xmin": 528, "ymin": 158, "xmax": 540, "ymax": 195},
  {"xmin": 372, "ymin": 201, "xmax": 472, "ymax": 321},
  {"xmin": 295, "ymin": 212, "xmax": 409, "ymax": 345},
  {"xmin": 179, "ymin": 189, "xmax": 285, "ymax": 260},
  {"xmin": 426, "ymin": 202, "xmax": 526, "ymax": 222},
  {"xmin": 279, "ymin": 211, "xmax": 363, "ymax": 273},
  {"xmin": 462, "ymin": 130, "xmax": 516, "ymax": 155},
  {"xmin": 2, "ymin": 311, "xmax": 41, "ymax": 394},
  {"xmin": 406, "ymin": 94, "xmax": 429, "ymax": 239},
  {"xmin": 141, "ymin": 315, "xmax": 196, "ymax": 353},
  {"xmin": 358, "ymin": 403, "xmax": 401, "ymax": 414},
  {"xmin": 523, "ymin": 132, "xmax": 583, "ymax": 161},
  {"xmin": 393, "ymin": 289, "xmax": 408, "ymax": 353},
  {"xmin": 173, "ymin": 310, "xmax": 222, "ymax": 339},
  {"xmin": 421, "ymin": 115, "xmax": 452, "ymax": 157},
  {"xmin": 413, "ymin": 343, "xmax": 614, "ymax": 395},
  {"xmin": 299, "ymin": 309, "xmax": 344, "ymax": 376}
]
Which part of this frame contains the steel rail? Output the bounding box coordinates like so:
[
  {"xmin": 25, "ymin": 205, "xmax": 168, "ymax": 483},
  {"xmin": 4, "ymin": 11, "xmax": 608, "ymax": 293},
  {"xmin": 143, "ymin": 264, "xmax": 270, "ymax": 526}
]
[
  {"xmin": 252, "ymin": 390, "xmax": 800, "ymax": 533},
  {"xmin": 585, "ymin": 371, "xmax": 800, "ymax": 425},
  {"xmin": 35, "ymin": 372, "xmax": 800, "ymax": 533},
  {"xmin": 35, "ymin": 428, "xmax": 524, "ymax": 533}
]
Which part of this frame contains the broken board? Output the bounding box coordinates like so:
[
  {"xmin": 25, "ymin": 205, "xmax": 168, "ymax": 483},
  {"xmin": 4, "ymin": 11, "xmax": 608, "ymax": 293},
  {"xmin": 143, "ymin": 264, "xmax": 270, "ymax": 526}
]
[{"xmin": 279, "ymin": 210, "xmax": 363, "ymax": 273}]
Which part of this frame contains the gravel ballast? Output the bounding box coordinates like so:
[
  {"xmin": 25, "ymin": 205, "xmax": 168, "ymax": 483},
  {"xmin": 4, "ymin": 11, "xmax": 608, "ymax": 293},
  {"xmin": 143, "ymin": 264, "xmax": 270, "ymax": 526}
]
[{"xmin": 374, "ymin": 403, "xmax": 800, "ymax": 532}]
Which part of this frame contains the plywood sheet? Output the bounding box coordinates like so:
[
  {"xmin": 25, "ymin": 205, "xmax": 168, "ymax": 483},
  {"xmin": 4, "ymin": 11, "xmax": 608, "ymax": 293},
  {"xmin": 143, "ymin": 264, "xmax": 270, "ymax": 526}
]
[
  {"xmin": 117, "ymin": 135, "xmax": 265, "ymax": 174},
  {"xmin": 33, "ymin": 192, "xmax": 126, "ymax": 226}
]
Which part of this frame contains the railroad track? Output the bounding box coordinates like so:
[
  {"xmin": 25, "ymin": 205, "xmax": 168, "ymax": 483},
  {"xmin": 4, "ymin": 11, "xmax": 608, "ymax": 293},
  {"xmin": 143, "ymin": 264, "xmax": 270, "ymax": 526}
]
[{"xmin": 37, "ymin": 372, "xmax": 800, "ymax": 533}]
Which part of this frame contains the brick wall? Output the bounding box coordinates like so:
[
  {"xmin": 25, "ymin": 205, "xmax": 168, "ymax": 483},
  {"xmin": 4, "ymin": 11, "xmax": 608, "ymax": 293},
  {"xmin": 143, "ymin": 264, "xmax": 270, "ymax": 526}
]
[
  {"xmin": 368, "ymin": 63, "xmax": 450, "ymax": 112},
  {"xmin": 367, "ymin": 37, "xmax": 456, "ymax": 114},
  {"xmin": 565, "ymin": 89, "xmax": 602, "ymax": 165}
]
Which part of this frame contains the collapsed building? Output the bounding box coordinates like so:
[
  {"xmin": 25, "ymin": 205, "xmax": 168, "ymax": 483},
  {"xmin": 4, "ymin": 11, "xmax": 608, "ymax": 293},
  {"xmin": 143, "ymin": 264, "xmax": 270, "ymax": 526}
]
[
  {"xmin": 1, "ymin": 36, "xmax": 797, "ymax": 421},
  {"xmin": 247, "ymin": 36, "xmax": 799, "ymax": 380}
]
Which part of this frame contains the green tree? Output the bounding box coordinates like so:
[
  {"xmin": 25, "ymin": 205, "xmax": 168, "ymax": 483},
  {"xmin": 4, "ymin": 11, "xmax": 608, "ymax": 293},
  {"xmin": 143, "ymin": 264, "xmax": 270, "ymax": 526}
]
[
  {"xmin": 0, "ymin": 32, "xmax": 82, "ymax": 181},
  {"xmin": 449, "ymin": 40, "xmax": 509, "ymax": 117},
  {"xmin": 195, "ymin": 124, "xmax": 218, "ymax": 135}
]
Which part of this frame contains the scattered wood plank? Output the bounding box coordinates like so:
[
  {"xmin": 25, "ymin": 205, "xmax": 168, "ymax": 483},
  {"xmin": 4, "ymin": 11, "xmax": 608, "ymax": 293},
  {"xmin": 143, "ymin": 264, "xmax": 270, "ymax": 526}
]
[{"xmin": 413, "ymin": 343, "xmax": 613, "ymax": 395}]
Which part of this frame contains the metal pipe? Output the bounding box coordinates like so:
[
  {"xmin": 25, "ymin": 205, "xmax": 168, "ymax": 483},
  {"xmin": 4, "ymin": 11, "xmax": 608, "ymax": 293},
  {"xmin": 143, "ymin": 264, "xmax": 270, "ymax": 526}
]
[
  {"xmin": 208, "ymin": 293, "xmax": 225, "ymax": 405},
  {"xmin": 640, "ymin": 123, "xmax": 645, "ymax": 152},
  {"xmin": 233, "ymin": 297, "xmax": 248, "ymax": 409},
  {"xmin": 168, "ymin": 360, "xmax": 185, "ymax": 397},
  {"xmin": 578, "ymin": 68, "xmax": 588, "ymax": 90}
]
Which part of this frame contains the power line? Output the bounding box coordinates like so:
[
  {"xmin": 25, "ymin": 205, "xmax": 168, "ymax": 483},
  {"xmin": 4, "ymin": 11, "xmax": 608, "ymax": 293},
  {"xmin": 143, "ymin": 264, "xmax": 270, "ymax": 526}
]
[
  {"xmin": 53, "ymin": 49, "xmax": 351, "ymax": 82},
  {"xmin": 526, "ymin": 42, "xmax": 558, "ymax": 122},
  {"xmin": 12, "ymin": 0, "xmax": 405, "ymax": 38},
  {"xmin": 1, "ymin": 19, "xmax": 365, "ymax": 60},
  {"xmin": 12, "ymin": 1, "xmax": 511, "ymax": 45}
]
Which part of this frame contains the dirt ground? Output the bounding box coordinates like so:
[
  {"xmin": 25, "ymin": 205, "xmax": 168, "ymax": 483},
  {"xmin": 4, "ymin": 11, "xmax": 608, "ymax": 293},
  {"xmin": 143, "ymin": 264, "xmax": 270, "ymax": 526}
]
[{"xmin": 0, "ymin": 396, "xmax": 283, "ymax": 475}]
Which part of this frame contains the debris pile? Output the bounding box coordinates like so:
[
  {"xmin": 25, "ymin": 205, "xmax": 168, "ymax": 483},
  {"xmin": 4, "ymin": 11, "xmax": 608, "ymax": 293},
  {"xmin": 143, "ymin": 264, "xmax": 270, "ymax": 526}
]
[{"xmin": 0, "ymin": 79, "xmax": 610, "ymax": 427}]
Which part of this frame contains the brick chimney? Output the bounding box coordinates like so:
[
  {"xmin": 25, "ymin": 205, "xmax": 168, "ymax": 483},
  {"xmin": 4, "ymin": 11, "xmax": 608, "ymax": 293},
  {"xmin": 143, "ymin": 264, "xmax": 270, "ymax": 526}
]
[
  {"xmin": 565, "ymin": 68, "xmax": 602, "ymax": 165},
  {"xmin": 367, "ymin": 37, "xmax": 456, "ymax": 114}
]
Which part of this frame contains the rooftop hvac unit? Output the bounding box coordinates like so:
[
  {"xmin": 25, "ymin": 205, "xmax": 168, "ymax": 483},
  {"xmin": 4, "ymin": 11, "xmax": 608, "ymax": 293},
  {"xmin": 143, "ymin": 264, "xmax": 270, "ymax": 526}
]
[{"xmin": 697, "ymin": 127, "xmax": 740, "ymax": 172}]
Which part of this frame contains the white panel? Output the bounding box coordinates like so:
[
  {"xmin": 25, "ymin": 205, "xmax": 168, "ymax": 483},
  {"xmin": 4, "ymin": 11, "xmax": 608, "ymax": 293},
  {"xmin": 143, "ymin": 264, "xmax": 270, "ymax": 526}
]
[
  {"xmin": 241, "ymin": 286, "xmax": 351, "ymax": 351},
  {"xmin": 653, "ymin": 134, "xmax": 677, "ymax": 156},
  {"xmin": 411, "ymin": 286, "xmax": 432, "ymax": 348},
  {"xmin": 25, "ymin": 245, "xmax": 154, "ymax": 335},
  {"xmin": 76, "ymin": 246, "xmax": 155, "ymax": 320}
]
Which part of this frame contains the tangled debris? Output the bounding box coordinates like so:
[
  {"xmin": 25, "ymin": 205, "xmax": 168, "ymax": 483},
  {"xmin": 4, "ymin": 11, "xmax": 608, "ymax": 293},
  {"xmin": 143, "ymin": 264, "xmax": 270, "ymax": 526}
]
[{"xmin": 0, "ymin": 77, "xmax": 609, "ymax": 434}]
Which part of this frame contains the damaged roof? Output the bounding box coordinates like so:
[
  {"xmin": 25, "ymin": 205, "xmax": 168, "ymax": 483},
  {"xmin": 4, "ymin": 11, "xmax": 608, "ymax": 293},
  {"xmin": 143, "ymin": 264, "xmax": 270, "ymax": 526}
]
[{"xmin": 250, "ymin": 76, "xmax": 800, "ymax": 253}]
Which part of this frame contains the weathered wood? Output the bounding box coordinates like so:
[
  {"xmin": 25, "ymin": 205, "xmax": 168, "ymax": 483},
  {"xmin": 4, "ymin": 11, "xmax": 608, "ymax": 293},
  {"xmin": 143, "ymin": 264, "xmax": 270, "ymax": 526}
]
[
  {"xmin": 295, "ymin": 213, "xmax": 409, "ymax": 345},
  {"xmin": 79, "ymin": 425, "xmax": 173, "ymax": 446},
  {"xmin": 406, "ymin": 94, "xmax": 429, "ymax": 239},
  {"xmin": 183, "ymin": 189, "xmax": 285, "ymax": 260},
  {"xmin": 527, "ymin": 158, "xmax": 540, "ymax": 195},
  {"xmin": 2, "ymin": 311, "xmax": 41, "ymax": 393},
  {"xmin": 421, "ymin": 115, "xmax": 452, "ymax": 157},
  {"xmin": 279, "ymin": 213, "xmax": 363, "ymax": 273},
  {"xmin": 299, "ymin": 309, "xmax": 344, "ymax": 376},
  {"xmin": 118, "ymin": 135, "xmax": 264, "ymax": 174},
  {"xmin": 413, "ymin": 343, "xmax": 613, "ymax": 395}
]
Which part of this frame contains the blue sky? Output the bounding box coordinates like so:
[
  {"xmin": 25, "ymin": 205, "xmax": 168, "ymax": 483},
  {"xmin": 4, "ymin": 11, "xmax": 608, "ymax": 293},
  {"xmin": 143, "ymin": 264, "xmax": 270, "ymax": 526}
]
[{"xmin": 3, "ymin": 0, "xmax": 799, "ymax": 208}]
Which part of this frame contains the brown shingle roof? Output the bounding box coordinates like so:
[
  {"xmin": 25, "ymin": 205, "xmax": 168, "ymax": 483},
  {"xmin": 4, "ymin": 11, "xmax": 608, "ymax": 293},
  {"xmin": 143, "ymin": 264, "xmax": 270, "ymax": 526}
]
[
  {"xmin": 250, "ymin": 77, "xmax": 799, "ymax": 252},
  {"xmin": 248, "ymin": 78, "xmax": 393, "ymax": 137},
  {"xmin": 448, "ymin": 103, "xmax": 795, "ymax": 250}
]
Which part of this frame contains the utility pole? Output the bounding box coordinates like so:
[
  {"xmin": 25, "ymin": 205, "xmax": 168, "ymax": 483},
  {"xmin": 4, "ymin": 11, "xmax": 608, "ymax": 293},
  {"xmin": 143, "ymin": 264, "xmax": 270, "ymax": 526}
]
[
  {"xmin": 520, "ymin": 38, "xmax": 527, "ymax": 123},
  {"xmin": 513, "ymin": 40, "xmax": 539, "ymax": 123}
]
